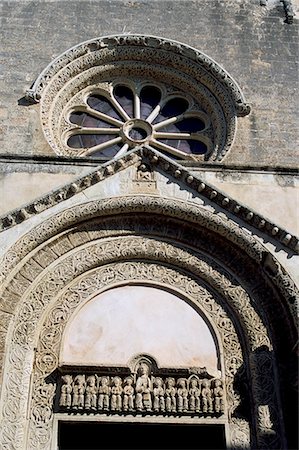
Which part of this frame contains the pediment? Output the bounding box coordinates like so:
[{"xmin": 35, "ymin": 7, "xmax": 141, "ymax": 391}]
[{"xmin": 0, "ymin": 146, "xmax": 298, "ymax": 254}]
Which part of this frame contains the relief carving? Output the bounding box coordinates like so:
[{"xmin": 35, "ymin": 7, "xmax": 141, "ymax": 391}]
[
  {"xmin": 98, "ymin": 376, "xmax": 110, "ymax": 411},
  {"xmin": 85, "ymin": 375, "xmax": 97, "ymax": 410},
  {"xmin": 59, "ymin": 375, "xmax": 72, "ymax": 408},
  {"xmin": 189, "ymin": 377, "xmax": 201, "ymax": 413},
  {"xmin": 0, "ymin": 201, "xmax": 292, "ymax": 450},
  {"xmin": 135, "ymin": 362, "xmax": 152, "ymax": 412},
  {"xmin": 123, "ymin": 376, "xmax": 135, "ymax": 412},
  {"xmin": 153, "ymin": 377, "xmax": 165, "ymax": 413},
  {"xmin": 72, "ymin": 375, "xmax": 85, "ymax": 409},
  {"xmin": 57, "ymin": 366, "xmax": 225, "ymax": 417}
]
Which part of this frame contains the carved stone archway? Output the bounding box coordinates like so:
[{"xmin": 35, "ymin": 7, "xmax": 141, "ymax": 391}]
[{"xmin": 0, "ymin": 196, "xmax": 297, "ymax": 450}]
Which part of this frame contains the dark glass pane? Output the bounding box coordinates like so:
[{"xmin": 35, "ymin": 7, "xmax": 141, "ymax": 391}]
[
  {"xmin": 67, "ymin": 135, "xmax": 83, "ymax": 148},
  {"xmin": 69, "ymin": 112, "xmax": 115, "ymax": 128},
  {"xmin": 87, "ymin": 95, "xmax": 123, "ymax": 121},
  {"xmin": 67, "ymin": 134, "xmax": 118, "ymax": 149},
  {"xmin": 113, "ymin": 85, "xmax": 134, "ymax": 117},
  {"xmin": 158, "ymin": 117, "xmax": 205, "ymax": 133},
  {"xmin": 91, "ymin": 143, "xmax": 123, "ymax": 158},
  {"xmin": 128, "ymin": 127, "xmax": 148, "ymax": 140},
  {"xmin": 140, "ymin": 85, "xmax": 161, "ymax": 119},
  {"xmin": 153, "ymin": 97, "xmax": 189, "ymax": 124},
  {"xmin": 158, "ymin": 138, "xmax": 207, "ymax": 155}
]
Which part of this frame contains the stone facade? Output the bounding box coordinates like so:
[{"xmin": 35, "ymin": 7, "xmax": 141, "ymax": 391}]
[{"xmin": 0, "ymin": 1, "xmax": 298, "ymax": 449}]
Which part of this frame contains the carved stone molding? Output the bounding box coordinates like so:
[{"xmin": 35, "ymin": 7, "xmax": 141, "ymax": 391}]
[
  {"xmin": 1, "ymin": 194, "xmax": 298, "ymax": 306},
  {"xmin": 0, "ymin": 148, "xmax": 297, "ymax": 257},
  {"xmin": 0, "ymin": 229, "xmax": 286, "ymax": 449},
  {"xmin": 25, "ymin": 34, "xmax": 251, "ymax": 161},
  {"xmin": 29, "ymin": 262, "xmax": 244, "ymax": 449},
  {"xmin": 0, "ymin": 196, "xmax": 296, "ymax": 449}
]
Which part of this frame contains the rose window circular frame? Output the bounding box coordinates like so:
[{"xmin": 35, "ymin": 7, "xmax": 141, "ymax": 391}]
[
  {"xmin": 64, "ymin": 80, "xmax": 212, "ymax": 160},
  {"xmin": 27, "ymin": 34, "xmax": 251, "ymax": 162}
]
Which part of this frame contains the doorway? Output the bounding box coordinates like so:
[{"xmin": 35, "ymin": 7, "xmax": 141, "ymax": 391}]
[{"xmin": 58, "ymin": 421, "xmax": 226, "ymax": 449}]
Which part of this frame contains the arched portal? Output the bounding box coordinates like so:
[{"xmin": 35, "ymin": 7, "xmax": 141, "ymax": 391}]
[{"xmin": 0, "ymin": 196, "xmax": 297, "ymax": 450}]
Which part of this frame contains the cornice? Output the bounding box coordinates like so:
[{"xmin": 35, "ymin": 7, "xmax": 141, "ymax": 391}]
[
  {"xmin": 1, "ymin": 154, "xmax": 298, "ymax": 174},
  {"xmin": 0, "ymin": 146, "xmax": 298, "ymax": 254}
]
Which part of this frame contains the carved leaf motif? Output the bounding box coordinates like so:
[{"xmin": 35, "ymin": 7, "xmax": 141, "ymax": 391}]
[{"xmin": 0, "ymin": 227, "xmax": 286, "ymax": 449}]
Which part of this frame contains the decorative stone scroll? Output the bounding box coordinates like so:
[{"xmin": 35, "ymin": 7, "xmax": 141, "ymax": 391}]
[
  {"xmin": 58, "ymin": 360, "xmax": 225, "ymax": 416},
  {"xmin": 0, "ymin": 198, "xmax": 294, "ymax": 449}
]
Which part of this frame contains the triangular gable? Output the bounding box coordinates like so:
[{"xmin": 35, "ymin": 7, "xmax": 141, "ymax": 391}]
[{"xmin": 0, "ymin": 146, "xmax": 298, "ymax": 254}]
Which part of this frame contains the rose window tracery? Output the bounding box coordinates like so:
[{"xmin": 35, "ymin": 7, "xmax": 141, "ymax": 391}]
[
  {"xmin": 65, "ymin": 81, "xmax": 211, "ymax": 160},
  {"xmin": 28, "ymin": 35, "xmax": 251, "ymax": 161}
]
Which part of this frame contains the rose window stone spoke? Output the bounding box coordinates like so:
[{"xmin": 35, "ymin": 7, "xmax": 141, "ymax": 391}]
[{"xmin": 66, "ymin": 82, "xmax": 212, "ymax": 160}]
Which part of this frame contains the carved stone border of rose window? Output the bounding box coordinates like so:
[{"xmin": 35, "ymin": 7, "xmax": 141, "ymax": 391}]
[{"xmin": 25, "ymin": 34, "xmax": 251, "ymax": 161}]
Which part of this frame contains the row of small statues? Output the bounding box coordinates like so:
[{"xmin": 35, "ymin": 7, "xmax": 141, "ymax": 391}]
[{"xmin": 59, "ymin": 371, "xmax": 224, "ymax": 415}]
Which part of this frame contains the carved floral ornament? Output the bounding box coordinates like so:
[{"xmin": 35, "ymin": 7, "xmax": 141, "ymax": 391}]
[
  {"xmin": 0, "ymin": 260, "xmax": 246, "ymax": 449},
  {"xmin": 0, "ymin": 197, "xmax": 297, "ymax": 449},
  {"xmin": 0, "ymin": 221, "xmax": 292, "ymax": 450},
  {"xmin": 26, "ymin": 34, "xmax": 251, "ymax": 161}
]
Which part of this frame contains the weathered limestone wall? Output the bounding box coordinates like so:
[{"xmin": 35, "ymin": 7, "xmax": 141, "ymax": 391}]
[
  {"xmin": 1, "ymin": 161, "xmax": 298, "ymax": 236},
  {"xmin": 0, "ymin": 167, "xmax": 298, "ymax": 287},
  {"xmin": 0, "ymin": 0, "xmax": 298, "ymax": 167}
]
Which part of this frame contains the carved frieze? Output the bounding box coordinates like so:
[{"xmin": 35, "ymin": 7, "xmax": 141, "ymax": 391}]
[
  {"xmin": 57, "ymin": 362, "xmax": 225, "ymax": 416},
  {"xmin": 0, "ymin": 196, "xmax": 294, "ymax": 449}
]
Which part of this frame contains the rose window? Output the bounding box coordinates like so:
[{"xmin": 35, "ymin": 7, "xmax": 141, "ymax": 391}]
[{"xmin": 64, "ymin": 81, "xmax": 212, "ymax": 160}]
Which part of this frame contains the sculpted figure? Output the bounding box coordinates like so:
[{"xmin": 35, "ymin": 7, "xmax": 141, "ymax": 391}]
[
  {"xmin": 165, "ymin": 377, "xmax": 176, "ymax": 412},
  {"xmin": 213, "ymin": 379, "xmax": 224, "ymax": 413},
  {"xmin": 72, "ymin": 375, "xmax": 85, "ymax": 409},
  {"xmin": 85, "ymin": 375, "xmax": 97, "ymax": 410},
  {"xmin": 135, "ymin": 362, "xmax": 152, "ymax": 411},
  {"xmin": 98, "ymin": 376, "xmax": 110, "ymax": 411},
  {"xmin": 177, "ymin": 378, "xmax": 188, "ymax": 412},
  {"xmin": 201, "ymin": 379, "xmax": 213, "ymax": 413},
  {"xmin": 123, "ymin": 376, "xmax": 134, "ymax": 411},
  {"xmin": 189, "ymin": 377, "xmax": 201, "ymax": 412},
  {"xmin": 111, "ymin": 376, "xmax": 123, "ymax": 411},
  {"xmin": 153, "ymin": 377, "xmax": 165, "ymax": 412},
  {"xmin": 60, "ymin": 375, "xmax": 73, "ymax": 408}
]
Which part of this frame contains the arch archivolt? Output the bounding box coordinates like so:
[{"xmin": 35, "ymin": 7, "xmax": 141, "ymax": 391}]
[
  {"xmin": 0, "ymin": 196, "xmax": 296, "ymax": 450},
  {"xmin": 1, "ymin": 236, "xmax": 281, "ymax": 450},
  {"xmin": 0, "ymin": 197, "xmax": 297, "ymax": 314}
]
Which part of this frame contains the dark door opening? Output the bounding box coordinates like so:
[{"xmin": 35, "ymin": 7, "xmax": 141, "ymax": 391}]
[{"xmin": 58, "ymin": 421, "xmax": 226, "ymax": 449}]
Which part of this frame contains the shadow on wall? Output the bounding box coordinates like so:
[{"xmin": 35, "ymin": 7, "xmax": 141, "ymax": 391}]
[{"xmin": 233, "ymin": 345, "xmax": 298, "ymax": 450}]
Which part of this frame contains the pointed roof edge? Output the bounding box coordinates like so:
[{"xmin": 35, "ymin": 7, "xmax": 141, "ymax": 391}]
[{"xmin": 0, "ymin": 146, "xmax": 298, "ymax": 254}]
